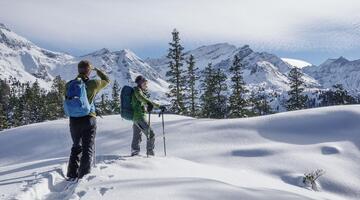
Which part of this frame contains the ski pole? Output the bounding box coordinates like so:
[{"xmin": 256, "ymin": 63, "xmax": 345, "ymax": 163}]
[
  {"xmin": 162, "ymin": 111, "xmax": 166, "ymax": 156},
  {"xmin": 147, "ymin": 112, "xmax": 151, "ymax": 158},
  {"xmin": 93, "ymin": 141, "xmax": 96, "ymax": 167}
]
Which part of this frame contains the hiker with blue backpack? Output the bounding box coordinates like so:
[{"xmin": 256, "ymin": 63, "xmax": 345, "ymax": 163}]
[
  {"xmin": 64, "ymin": 60, "xmax": 110, "ymax": 180},
  {"xmin": 121, "ymin": 75, "xmax": 166, "ymax": 157}
]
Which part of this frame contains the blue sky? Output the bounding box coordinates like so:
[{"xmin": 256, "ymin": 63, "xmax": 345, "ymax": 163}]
[{"xmin": 1, "ymin": 0, "xmax": 360, "ymax": 65}]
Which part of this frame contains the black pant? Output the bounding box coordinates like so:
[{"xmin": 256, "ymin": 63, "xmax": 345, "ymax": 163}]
[{"xmin": 67, "ymin": 116, "xmax": 96, "ymax": 179}]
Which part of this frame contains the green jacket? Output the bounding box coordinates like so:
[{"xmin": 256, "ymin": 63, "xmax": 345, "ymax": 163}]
[
  {"xmin": 132, "ymin": 86, "xmax": 160, "ymax": 122},
  {"xmin": 65, "ymin": 68, "xmax": 110, "ymax": 117}
]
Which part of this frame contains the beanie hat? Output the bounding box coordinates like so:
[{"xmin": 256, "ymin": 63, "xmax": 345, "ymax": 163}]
[{"xmin": 135, "ymin": 75, "xmax": 147, "ymax": 85}]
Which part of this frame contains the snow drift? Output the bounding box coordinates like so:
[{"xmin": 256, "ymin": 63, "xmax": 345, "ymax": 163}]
[{"xmin": 0, "ymin": 105, "xmax": 360, "ymax": 200}]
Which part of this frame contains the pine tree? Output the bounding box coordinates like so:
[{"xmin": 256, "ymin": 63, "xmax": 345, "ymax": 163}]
[
  {"xmin": 97, "ymin": 94, "xmax": 112, "ymax": 115},
  {"xmin": 249, "ymin": 86, "xmax": 272, "ymax": 116},
  {"xmin": 22, "ymin": 80, "xmax": 45, "ymax": 124},
  {"xmin": 212, "ymin": 68, "xmax": 228, "ymax": 118},
  {"xmin": 286, "ymin": 67, "xmax": 308, "ymax": 111},
  {"xmin": 319, "ymin": 84, "xmax": 356, "ymax": 106},
  {"xmin": 200, "ymin": 64, "xmax": 228, "ymax": 118},
  {"xmin": 184, "ymin": 54, "xmax": 199, "ymax": 117},
  {"xmin": 8, "ymin": 78, "xmax": 26, "ymax": 127},
  {"xmin": 111, "ymin": 80, "xmax": 121, "ymax": 114},
  {"xmin": 200, "ymin": 63, "xmax": 216, "ymax": 118},
  {"xmin": 0, "ymin": 79, "xmax": 10, "ymax": 130},
  {"xmin": 166, "ymin": 29, "xmax": 186, "ymax": 114},
  {"xmin": 46, "ymin": 76, "xmax": 66, "ymax": 120},
  {"xmin": 228, "ymin": 55, "xmax": 248, "ymax": 118}
]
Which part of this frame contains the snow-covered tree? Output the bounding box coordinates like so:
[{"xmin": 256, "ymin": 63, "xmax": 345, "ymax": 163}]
[
  {"xmin": 249, "ymin": 86, "xmax": 272, "ymax": 116},
  {"xmin": 111, "ymin": 80, "xmax": 121, "ymax": 114}
]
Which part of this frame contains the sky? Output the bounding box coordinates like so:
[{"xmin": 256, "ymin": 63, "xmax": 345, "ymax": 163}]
[{"xmin": 0, "ymin": 0, "xmax": 360, "ymax": 65}]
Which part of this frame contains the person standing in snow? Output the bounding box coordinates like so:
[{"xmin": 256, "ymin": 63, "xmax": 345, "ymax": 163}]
[
  {"xmin": 66, "ymin": 60, "xmax": 110, "ymax": 180},
  {"xmin": 131, "ymin": 75, "xmax": 165, "ymax": 156}
]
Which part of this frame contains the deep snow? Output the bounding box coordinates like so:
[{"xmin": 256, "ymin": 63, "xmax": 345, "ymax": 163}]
[{"xmin": 0, "ymin": 105, "xmax": 360, "ymax": 200}]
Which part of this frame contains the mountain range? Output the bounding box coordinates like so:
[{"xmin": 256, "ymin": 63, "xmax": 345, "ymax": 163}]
[{"xmin": 1, "ymin": 22, "xmax": 359, "ymax": 107}]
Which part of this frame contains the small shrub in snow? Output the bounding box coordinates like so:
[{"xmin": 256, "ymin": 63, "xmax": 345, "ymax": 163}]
[{"xmin": 303, "ymin": 169, "xmax": 325, "ymax": 191}]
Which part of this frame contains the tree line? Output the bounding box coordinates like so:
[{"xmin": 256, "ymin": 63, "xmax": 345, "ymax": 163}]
[
  {"xmin": 165, "ymin": 29, "xmax": 359, "ymax": 118},
  {"xmin": 0, "ymin": 76, "xmax": 121, "ymax": 131},
  {"xmin": 1, "ymin": 29, "xmax": 359, "ymax": 131}
]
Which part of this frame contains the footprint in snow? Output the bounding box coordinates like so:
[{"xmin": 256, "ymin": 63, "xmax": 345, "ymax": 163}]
[
  {"xmin": 99, "ymin": 186, "xmax": 114, "ymax": 196},
  {"xmin": 86, "ymin": 175, "xmax": 96, "ymax": 181},
  {"xmin": 77, "ymin": 190, "xmax": 87, "ymax": 197},
  {"xmin": 100, "ymin": 165, "xmax": 108, "ymax": 170}
]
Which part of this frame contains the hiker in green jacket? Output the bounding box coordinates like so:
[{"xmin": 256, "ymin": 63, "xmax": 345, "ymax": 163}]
[
  {"xmin": 66, "ymin": 60, "xmax": 110, "ymax": 180},
  {"xmin": 131, "ymin": 75, "xmax": 165, "ymax": 156}
]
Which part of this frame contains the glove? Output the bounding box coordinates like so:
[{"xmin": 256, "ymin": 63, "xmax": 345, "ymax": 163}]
[
  {"xmin": 147, "ymin": 102, "xmax": 154, "ymax": 112},
  {"xmin": 159, "ymin": 105, "xmax": 166, "ymax": 113}
]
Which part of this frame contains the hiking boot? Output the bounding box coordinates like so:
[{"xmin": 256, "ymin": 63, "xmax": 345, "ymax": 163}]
[
  {"xmin": 147, "ymin": 150, "xmax": 154, "ymax": 156},
  {"xmin": 66, "ymin": 177, "xmax": 78, "ymax": 182},
  {"xmin": 131, "ymin": 150, "xmax": 140, "ymax": 156}
]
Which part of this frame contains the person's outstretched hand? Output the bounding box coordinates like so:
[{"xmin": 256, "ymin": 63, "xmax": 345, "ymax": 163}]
[{"xmin": 159, "ymin": 105, "xmax": 166, "ymax": 113}]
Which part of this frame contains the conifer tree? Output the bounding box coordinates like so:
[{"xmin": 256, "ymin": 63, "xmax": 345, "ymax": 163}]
[
  {"xmin": 46, "ymin": 76, "xmax": 66, "ymax": 120},
  {"xmin": 249, "ymin": 86, "xmax": 272, "ymax": 116},
  {"xmin": 166, "ymin": 29, "xmax": 186, "ymax": 114},
  {"xmin": 97, "ymin": 94, "xmax": 112, "ymax": 115},
  {"xmin": 228, "ymin": 55, "xmax": 248, "ymax": 118},
  {"xmin": 286, "ymin": 67, "xmax": 308, "ymax": 111},
  {"xmin": 212, "ymin": 68, "xmax": 228, "ymax": 118},
  {"xmin": 185, "ymin": 54, "xmax": 199, "ymax": 117},
  {"xmin": 111, "ymin": 80, "xmax": 121, "ymax": 114},
  {"xmin": 0, "ymin": 79, "xmax": 10, "ymax": 130},
  {"xmin": 200, "ymin": 63, "xmax": 216, "ymax": 118}
]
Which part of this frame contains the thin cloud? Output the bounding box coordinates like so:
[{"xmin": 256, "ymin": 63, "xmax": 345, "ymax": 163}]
[{"xmin": 0, "ymin": 0, "xmax": 359, "ymax": 57}]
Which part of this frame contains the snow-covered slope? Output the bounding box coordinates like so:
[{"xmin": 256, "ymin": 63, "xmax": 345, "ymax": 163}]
[
  {"xmin": 304, "ymin": 57, "xmax": 360, "ymax": 93},
  {"xmin": 0, "ymin": 23, "xmax": 168, "ymax": 102},
  {"xmin": 281, "ymin": 58, "xmax": 312, "ymax": 69},
  {"xmin": 0, "ymin": 23, "xmax": 73, "ymax": 89},
  {"xmin": 1, "ymin": 105, "xmax": 359, "ymax": 200}
]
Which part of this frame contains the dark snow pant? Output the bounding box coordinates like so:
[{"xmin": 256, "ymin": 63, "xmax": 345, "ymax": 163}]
[
  {"xmin": 67, "ymin": 115, "xmax": 96, "ymax": 179},
  {"xmin": 131, "ymin": 119, "xmax": 155, "ymax": 155}
]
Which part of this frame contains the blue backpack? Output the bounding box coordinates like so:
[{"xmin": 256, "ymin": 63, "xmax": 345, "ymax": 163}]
[
  {"xmin": 120, "ymin": 85, "xmax": 134, "ymax": 120},
  {"xmin": 64, "ymin": 78, "xmax": 95, "ymax": 117}
]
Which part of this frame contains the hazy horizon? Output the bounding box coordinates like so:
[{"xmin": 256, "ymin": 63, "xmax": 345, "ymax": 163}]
[{"xmin": 1, "ymin": 0, "xmax": 360, "ymax": 65}]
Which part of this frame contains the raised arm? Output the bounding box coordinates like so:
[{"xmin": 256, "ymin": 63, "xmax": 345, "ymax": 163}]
[
  {"xmin": 94, "ymin": 68, "xmax": 110, "ymax": 90},
  {"xmin": 134, "ymin": 87, "xmax": 160, "ymax": 108}
]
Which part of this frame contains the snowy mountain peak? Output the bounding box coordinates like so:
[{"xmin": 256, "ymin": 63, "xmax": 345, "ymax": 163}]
[
  {"xmin": 0, "ymin": 23, "xmax": 33, "ymax": 50},
  {"xmin": 186, "ymin": 43, "xmax": 237, "ymax": 58},
  {"xmin": 115, "ymin": 49, "xmax": 140, "ymax": 59},
  {"xmin": 330, "ymin": 56, "xmax": 349, "ymax": 65},
  {"xmin": 320, "ymin": 56, "xmax": 349, "ymax": 67},
  {"xmin": 234, "ymin": 45, "xmax": 254, "ymax": 59},
  {"xmin": 83, "ymin": 48, "xmax": 111, "ymax": 57},
  {"xmin": 0, "ymin": 23, "xmax": 10, "ymax": 31}
]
